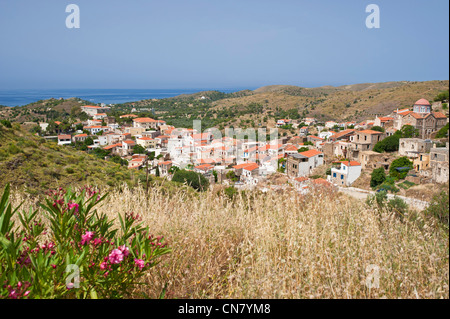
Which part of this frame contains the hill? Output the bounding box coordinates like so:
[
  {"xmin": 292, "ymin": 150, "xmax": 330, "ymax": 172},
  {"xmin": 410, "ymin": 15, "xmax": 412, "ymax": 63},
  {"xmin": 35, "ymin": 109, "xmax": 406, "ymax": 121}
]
[
  {"xmin": 0, "ymin": 123, "xmax": 145, "ymax": 195},
  {"xmin": 115, "ymin": 80, "xmax": 448, "ymax": 130},
  {"xmin": 210, "ymin": 80, "xmax": 449, "ymax": 123},
  {"xmin": 0, "ymin": 97, "xmax": 94, "ymax": 123}
]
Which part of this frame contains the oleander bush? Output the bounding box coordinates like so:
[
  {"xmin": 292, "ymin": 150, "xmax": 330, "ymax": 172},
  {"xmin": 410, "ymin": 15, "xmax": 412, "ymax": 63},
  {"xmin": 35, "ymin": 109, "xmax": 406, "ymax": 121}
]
[{"xmin": 0, "ymin": 184, "xmax": 170, "ymax": 299}]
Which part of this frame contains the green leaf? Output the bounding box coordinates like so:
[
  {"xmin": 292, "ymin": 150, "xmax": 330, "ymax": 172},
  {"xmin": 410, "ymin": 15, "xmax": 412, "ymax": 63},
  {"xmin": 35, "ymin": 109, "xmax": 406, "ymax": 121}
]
[{"xmin": 90, "ymin": 288, "xmax": 98, "ymax": 299}]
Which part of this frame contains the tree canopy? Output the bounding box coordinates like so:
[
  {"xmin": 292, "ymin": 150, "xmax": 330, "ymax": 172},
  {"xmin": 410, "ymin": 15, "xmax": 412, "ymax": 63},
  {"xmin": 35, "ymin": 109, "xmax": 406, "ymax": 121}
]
[
  {"xmin": 172, "ymin": 170, "xmax": 209, "ymax": 191},
  {"xmin": 389, "ymin": 157, "xmax": 413, "ymax": 179}
]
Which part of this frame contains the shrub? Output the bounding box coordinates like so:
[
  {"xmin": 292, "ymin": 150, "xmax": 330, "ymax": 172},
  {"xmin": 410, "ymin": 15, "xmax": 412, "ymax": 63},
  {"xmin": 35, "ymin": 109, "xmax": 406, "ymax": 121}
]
[
  {"xmin": 172, "ymin": 170, "xmax": 209, "ymax": 191},
  {"xmin": 223, "ymin": 186, "xmax": 238, "ymax": 200},
  {"xmin": 435, "ymin": 123, "xmax": 449, "ymax": 138},
  {"xmin": 8, "ymin": 143, "xmax": 21, "ymax": 155},
  {"xmin": 0, "ymin": 149, "xmax": 7, "ymax": 160},
  {"xmin": 389, "ymin": 157, "xmax": 413, "ymax": 179},
  {"xmin": 387, "ymin": 196, "xmax": 409, "ymax": 219},
  {"xmin": 0, "ymin": 119, "xmax": 12, "ymax": 128},
  {"xmin": 400, "ymin": 125, "xmax": 419, "ymax": 138},
  {"xmin": 133, "ymin": 144, "xmax": 146, "ymax": 155},
  {"xmin": 434, "ymin": 90, "xmax": 449, "ymax": 102},
  {"xmin": 370, "ymin": 168, "xmax": 386, "ymax": 188},
  {"xmin": 0, "ymin": 184, "xmax": 170, "ymax": 299},
  {"xmin": 298, "ymin": 147, "xmax": 309, "ymax": 153},
  {"xmin": 373, "ymin": 134, "xmax": 400, "ymax": 153},
  {"xmin": 226, "ymin": 170, "xmax": 238, "ymax": 182},
  {"xmin": 366, "ymin": 190, "xmax": 387, "ymax": 209},
  {"xmin": 371, "ymin": 126, "xmax": 385, "ymax": 133},
  {"xmin": 425, "ymin": 189, "xmax": 449, "ymax": 231}
]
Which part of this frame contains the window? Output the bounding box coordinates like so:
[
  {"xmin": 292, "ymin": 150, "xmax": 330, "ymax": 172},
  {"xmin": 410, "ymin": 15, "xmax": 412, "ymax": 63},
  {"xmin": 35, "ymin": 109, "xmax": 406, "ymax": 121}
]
[
  {"xmin": 341, "ymin": 175, "xmax": 344, "ymax": 180},
  {"xmin": 333, "ymin": 173, "xmax": 337, "ymax": 178}
]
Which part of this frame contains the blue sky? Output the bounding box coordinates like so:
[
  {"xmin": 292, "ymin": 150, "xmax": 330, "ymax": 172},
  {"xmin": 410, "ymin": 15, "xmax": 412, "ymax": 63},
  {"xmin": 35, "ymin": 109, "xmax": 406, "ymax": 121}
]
[{"xmin": 0, "ymin": 0, "xmax": 448, "ymax": 89}]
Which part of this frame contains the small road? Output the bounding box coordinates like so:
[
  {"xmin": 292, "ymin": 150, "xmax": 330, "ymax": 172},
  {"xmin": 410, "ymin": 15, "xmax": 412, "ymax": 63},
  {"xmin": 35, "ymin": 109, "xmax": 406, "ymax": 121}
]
[{"xmin": 338, "ymin": 186, "xmax": 430, "ymax": 211}]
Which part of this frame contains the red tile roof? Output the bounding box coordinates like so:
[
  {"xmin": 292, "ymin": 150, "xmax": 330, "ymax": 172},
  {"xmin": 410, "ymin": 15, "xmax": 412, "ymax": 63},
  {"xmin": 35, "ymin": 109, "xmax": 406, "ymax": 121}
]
[
  {"xmin": 133, "ymin": 118, "xmax": 158, "ymax": 123},
  {"xmin": 233, "ymin": 162, "xmax": 257, "ymax": 170},
  {"xmin": 284, "ymin": 145, "xmax": 299, "ymax": 152},
  {"xmin": 312, "ymin": 178, "xmax": 332, "ymax": 186},
  {"xmin": 298, "ymin": 149, "xmax": 323, "ymax": 158},
  {"xmin": 414, "ymin": 98, "xmax": 431, "ymax": 106},
  {"xmin": 409, "ymin": 112, "xmax": 425, "ymax": 119},
  {"xmin": 359, "ymin": 130, "xmax": 383, "ymax": 135},
  {"xmin": 82, "ymin": 105, "xmax": 101, "ymax": 109},
  {"xmin": 335, "ymin": 160, "xmax": 361, "ymax": 167},
  {"xmin": 197, "ymin": 158, "xmax": 216, "ymax": 164},
  {"xmin": 195, "ymin": 164, "xmax": 214, "ymax": 171},
  {"xmin": 330, "ymin": 129, "xmax": 355, "ymax": 140},
  {"xmin": 432, "ymin": 112, "xmax": 447, "ymax": 119},
  {"xmin": 242, "ymin": 163, "xmax": 259, "ymax": 171},
  {"xmin": 103, "ymin": 143, "xmax": 122, "ymax": 150}
]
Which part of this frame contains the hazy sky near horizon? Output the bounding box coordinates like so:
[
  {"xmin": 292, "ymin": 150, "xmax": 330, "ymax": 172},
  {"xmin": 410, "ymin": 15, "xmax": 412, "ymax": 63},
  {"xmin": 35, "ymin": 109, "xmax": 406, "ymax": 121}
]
[{"xmin": 0, "ymin": 0, "xmax": 448, "ymax": 90}]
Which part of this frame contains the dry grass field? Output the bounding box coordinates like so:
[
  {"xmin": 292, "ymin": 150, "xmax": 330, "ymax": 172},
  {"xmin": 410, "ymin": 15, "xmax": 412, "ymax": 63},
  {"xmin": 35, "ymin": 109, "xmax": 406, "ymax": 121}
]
[{"xmin": 13, "ymin": 184, "xmax": 444, "ymax": 299}]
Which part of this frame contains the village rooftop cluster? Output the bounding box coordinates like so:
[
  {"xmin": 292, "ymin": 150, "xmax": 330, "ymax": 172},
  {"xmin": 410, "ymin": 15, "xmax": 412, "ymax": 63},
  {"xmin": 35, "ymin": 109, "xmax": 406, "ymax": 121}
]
[{"xmin": 37, "ymin": 98, "xmax": 449, "ymax": 192}]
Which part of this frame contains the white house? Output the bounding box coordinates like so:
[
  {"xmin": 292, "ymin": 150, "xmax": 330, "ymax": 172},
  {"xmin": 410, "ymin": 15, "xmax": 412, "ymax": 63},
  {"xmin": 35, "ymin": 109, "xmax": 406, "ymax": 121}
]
[
  {"xmin": 57, "ymin": 134, "xmax": 72, "ymax": 146},
  {"xmin": 39, "ymin": 122, "xmax": 49, "ymax": 132},
  {"xmin": 299, "ymin": 126, "xmax": 309, "ymax": 136},
  {"xmin": 276, "ymin": 119, "xmax": 292, "ymax": 127},
  {"xmin": 81, "ymin": 105, "xmax": 111, "ymax": 117},
  {"xmin": 325, "ymin": 121, "xmax": 337, "ymax": 129},
  {"xmin": 319, "ymin": 131, "xmax": 334, "ymax": 140},
  {"xmin": 286, "ymin": 149, "xmax": 324, "ymax": 178},
  {"xmin": 329, "ymin": 161, "xmax": 362, "ymax": 186},
  {"xmin": 133, "ymin": 118, "xmax": 166, "ymax": 130}
]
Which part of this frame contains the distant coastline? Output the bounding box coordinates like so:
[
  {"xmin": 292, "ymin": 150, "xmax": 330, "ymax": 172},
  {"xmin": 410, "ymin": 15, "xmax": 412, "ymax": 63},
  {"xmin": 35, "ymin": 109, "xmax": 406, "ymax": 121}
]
[{"xmin": 0, "ymin": 88, "xmax": 252, "ymax": 107}]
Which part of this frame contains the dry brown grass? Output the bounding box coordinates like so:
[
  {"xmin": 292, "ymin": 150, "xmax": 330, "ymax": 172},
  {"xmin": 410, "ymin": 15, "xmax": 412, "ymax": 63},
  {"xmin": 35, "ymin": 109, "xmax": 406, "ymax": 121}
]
[{"xmin": 11, "ymin": 184, "xmax": 449, "ymax": 299}]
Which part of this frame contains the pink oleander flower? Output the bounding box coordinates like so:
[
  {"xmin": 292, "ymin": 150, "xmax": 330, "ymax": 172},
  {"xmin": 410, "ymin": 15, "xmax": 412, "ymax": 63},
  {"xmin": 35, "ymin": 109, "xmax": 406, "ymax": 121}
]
[
  {"xmin": 68, "ymin": 203, "xmax": 79, "ymax": 213},
  {"xmin": 118, "ymin": 245, "xmax": 130, "ymax": 257},
  {"xmin": 134, "ymin": 259, "xmax": 145, "ymax": 270},
  {"xmin": 100, "ymin": 262, "xmax": 108, "ymax": 270},
  {"xmin": 66, "ymin": 283, "xmax": 74, "ymax": 290},
  {"xmin": 24, "ymin": 291, "xmax": 30, "ymax": 297},
  {"xmin": 9, "ymin": 290, "xmax": 18, "ymax": 299},
  {"xmin": 108, "ymin": 249, "xmax": 124, "ymax": 264},
  {"xmin": 81, "ymin": 231, "xmax": 94, "ymax": 245},
  {"xmin": 92, "ymin": 238, "xmax": 102, "ymax": 246}
]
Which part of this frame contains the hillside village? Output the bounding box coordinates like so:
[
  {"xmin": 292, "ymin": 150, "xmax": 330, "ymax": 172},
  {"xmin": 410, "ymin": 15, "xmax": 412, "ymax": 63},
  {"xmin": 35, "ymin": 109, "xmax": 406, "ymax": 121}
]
[{"xmin": 19, "ymin": 96, "xmax": 449, "ymax": 199}]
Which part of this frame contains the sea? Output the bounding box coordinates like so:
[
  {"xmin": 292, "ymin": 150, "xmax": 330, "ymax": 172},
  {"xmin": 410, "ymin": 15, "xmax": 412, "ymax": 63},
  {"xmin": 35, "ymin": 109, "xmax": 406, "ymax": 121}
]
[{"xmin": 0, "ymin": 88, "xmax": 251, "ymax": 107}]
